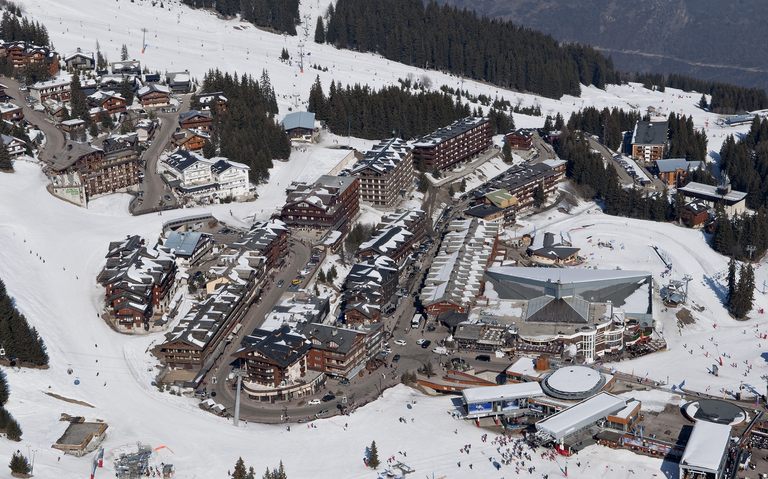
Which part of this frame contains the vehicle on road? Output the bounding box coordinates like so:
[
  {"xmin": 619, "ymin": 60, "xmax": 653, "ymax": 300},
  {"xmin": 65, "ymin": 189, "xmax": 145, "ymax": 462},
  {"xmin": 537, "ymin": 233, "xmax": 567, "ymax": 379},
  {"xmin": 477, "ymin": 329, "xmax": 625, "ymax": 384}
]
[
  {"xmin": 475, "ymin": 354, "xmax": 491, "ymax": 362},
  {"xmin": 277, "ymin": 279, "xmax": 285, "ymax": 288},
  {"xmin": 392, "ymin": 354, "xmax": 401, "ymax": 362},
  {"xmin": 416, "ymin": 338, "xmax": 427, "ymax": 346},
  {"xmin": 432, "ymin": 346, "xmax": 449, "ymax": 355},
  {"xmin": 308, "ymin": 399, "xmax": 321, "ymax": 405},
  {"xmin": 322, "ymin": 394, "xmax": 336, "ymax": 402},
  {"xmin": 411, "ymin": 314, "xmax": 422, "ymax": 328},
  {"xmin": 420, "ymin": 340, "xmax": 431, "ymax": 349},
  {"xmin": 393, "ymin": 339, "xmax": 406, "ymax": 346},
  {"xmin": 382, "ymin": 347, "xmax": 392, "ymax": 355},
  {"xmin": 291, "ymin": 278, "xmax": 302, "ymax": 285},
  {"xmin": 317, "ymin": 409, "xmax": 329, "ymax": 416},
  {"xmin": 338, "ymin": 378, "xmax": 349, "ymax": 385}
]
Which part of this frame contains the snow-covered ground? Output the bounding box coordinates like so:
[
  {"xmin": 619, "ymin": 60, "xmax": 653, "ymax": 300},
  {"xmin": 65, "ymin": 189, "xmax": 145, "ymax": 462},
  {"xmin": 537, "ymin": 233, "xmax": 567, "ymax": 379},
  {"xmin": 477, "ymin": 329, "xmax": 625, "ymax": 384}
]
[{"xmin": 2, "ymin": 0, "xmax": 763, "ymax": 476}]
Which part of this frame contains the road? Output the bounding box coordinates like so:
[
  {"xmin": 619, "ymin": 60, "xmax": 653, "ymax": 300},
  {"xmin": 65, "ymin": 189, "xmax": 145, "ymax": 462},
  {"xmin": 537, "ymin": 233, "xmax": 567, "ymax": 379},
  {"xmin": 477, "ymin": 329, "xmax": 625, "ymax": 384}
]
[
  {"xmin": 1, "ymin": 76, "xmax": 65, "ymax": 163},
  {"xmin": 207, "ymin": 238, "xmax": 313, "ymax": 422},
  {"xmin": 131, "ymin": 96, "xmax": 190, "ymax": 214},
  {"xmin": 586, "ymin": 137, "xmax": 636, "ymax": 186}
]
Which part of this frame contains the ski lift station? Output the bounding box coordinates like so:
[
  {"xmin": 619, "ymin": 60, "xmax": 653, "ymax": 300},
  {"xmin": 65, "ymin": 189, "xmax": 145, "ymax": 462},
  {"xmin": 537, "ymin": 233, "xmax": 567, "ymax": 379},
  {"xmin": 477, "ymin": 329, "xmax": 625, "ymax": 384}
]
[{"xmin": 678, "ymin": 420, "xmax": 732, "ymax": 479}]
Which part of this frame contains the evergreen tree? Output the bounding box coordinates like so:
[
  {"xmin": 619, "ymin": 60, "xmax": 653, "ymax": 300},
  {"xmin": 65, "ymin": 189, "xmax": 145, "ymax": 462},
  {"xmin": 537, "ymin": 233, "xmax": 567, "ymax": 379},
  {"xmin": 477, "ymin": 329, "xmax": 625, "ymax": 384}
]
[
  {"xmin": 314, "ymin": 16, "xmax": 325, "ymax": 44},
  {"xmin": 280, "ymin": 48, "xmax": 289, "ymax": 61},
  {"xmin": 8, "ymin": 451, "xmax": 29, "ymax": 474},
  {"xmin": 120, "ymin": 43, "xmax": 129, "ymax": 61},
  {"xmin": 307, "ymin": 76, "xmax": 326, "ymax": 118},
  {"xmin": 233, "ymin": 457, "xmax": 248, "ymax": 479},
  {"xmin": 502, "ymin": 141, "xmax": 512, "ymax": 163},
  {"xmin": 698, "ymin": 94, "xmax": 708, "ymax": 110},
  {"xmin": 554, "ymin": 113, "xmax": 565, "ymax": 131},
  {"xmin": 69, "ymin": 72, "xmax": 88, "ymax": 122},
  {"xmin": 368, "ymin": 441, "xmax": 380, "ymax": 469},
  {"xmin": 119, "ymin": 77, "xmax": 135, "ymax": 106},
  {"xmin": 417, "ymin": 172, "xmax": 428, "ymax": 193},
  {"xmin": 5, "ymin": 417, "xmax": 21, "ymax": 441},
  {"xmin": 727, "ymin": 257, "xmax": 737, "ymax": 303},
  {"xmin": 317, "ymin": 269, "xmax": 326, "ymax": 283},
  {"xmin": 0, "ymin": 143, "xmax": 12, "ymax": 172},
  {"xmin": 0, "ymin": 370, "xmax": 8, "ymax": 406},
  {"xmin": 543, "ymin": 115, "xmax": 553, "ymax": 131},
  {"xmin": 246, "ymin": 467, "xmax": 256, "ymax": 479},
  {"xmin": 0, "ymin": 278, "xmax": 48, "ymax": 366}
]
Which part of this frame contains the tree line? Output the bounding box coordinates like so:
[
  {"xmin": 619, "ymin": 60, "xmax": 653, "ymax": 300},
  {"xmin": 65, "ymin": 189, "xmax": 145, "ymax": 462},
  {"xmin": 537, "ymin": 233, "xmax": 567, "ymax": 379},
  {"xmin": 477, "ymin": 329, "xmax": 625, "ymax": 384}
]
[
  {"xmin": 666, "ymin": 113, "xmax": 708, "ymax": 161},
  {"xmin": 307, "ymin": 76, "xmax": 512, "ymax": 140},
  {"xmin": 627, "ymin": 72, "xmax": 767, "ymax": 114},
  {"xmin": 230, "ymin": 457, "xmax": 287, "ymax": 479},
  {"xmin": 191, "ymin": 69, "xmax": 290, "ymax": 183},
  {"xmin": 566, "ymin": 107, "xmax": 641, "ymax": 151},
  {"xmin": 720, "ymin": 116, "xmax": 768, "ymax": 209},
  {"xmin": 0, "ymin": 278, "xmax": 48, "ymax": 367},
  {"xmin": 322, "ymin": 0, "xmax": 616, "ymax": 99},
  {"xmin": 0, "ymin": 8, "xmax": 49, "ymax": 46},
  {"xmin": 180, "ymin": 0, "xmax": 299, "ymax": 35}
]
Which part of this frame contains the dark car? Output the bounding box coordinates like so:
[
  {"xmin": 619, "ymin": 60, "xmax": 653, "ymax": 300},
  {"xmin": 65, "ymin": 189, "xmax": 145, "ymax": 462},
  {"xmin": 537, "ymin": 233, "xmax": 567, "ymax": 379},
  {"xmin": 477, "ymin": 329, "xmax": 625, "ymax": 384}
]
[
  {"xmin": 322, "ymin": 393, "xmax": 336, "ymax": 402},
  {"xmin": 338, "ymin": 378, "xmax": 349, "ymax": 385},
  {"xmin": 420, "ymin": 340, "xmax": 431, "ymax": 349},
  {"xmin": 475, "ymin": 354, "xmax": 491, "ymax": 362},
  {"xmin": 392, "ymin": 354, "xmax": 401, "ymax": 362}
]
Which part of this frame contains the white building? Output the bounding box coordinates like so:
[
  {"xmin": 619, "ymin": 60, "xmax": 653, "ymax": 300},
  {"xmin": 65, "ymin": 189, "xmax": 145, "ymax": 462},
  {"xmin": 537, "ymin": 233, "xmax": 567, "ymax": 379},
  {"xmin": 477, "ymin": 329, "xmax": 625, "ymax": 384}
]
[
  {"xmin": 160, "ymin": 150, "xmax": 250, "ymax": 202},
  {"xmin": 28, "ymin": 75, "xmax": 71, "ymax": 103},
  {"xmin": 678, "ymin": 420, "xmax": 731, "ymax": 479}
]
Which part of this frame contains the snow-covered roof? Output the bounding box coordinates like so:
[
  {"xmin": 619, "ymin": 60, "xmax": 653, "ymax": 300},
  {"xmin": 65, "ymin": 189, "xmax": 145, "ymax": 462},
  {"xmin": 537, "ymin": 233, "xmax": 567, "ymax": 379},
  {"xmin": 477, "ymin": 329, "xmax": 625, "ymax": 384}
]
[
  {"xmin": 413, "ymin": 117, "xmax": 487, "ymax": 148},
  {"xmin": 680, "ymin": 420, "xmax": 731, "ymax": 473},
  {"xmin": 462, "ymin": 382, "xmax": 543, "ymax": 404},
  {"xmin": 678, "ymin": 181, "xmax": 747, "ymax": 203},
  {"xmin": 536, "ymin": 392, "xmax": 627, "ymax": 441},
  {"xmin": 487, "ymin": 266, "xmax": 651, "ymax": 285},
  {"xmin": 655, "ymin": 158, "xmax": 703, "ymax": 173}
]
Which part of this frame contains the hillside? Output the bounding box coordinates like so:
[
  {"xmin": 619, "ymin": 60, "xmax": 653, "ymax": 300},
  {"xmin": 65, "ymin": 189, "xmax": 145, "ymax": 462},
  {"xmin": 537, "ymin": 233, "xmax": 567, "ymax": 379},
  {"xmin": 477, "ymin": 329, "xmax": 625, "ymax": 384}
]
[{"xmin": 436, "ymin": 0, "xmax": 768, "ymax": 91}]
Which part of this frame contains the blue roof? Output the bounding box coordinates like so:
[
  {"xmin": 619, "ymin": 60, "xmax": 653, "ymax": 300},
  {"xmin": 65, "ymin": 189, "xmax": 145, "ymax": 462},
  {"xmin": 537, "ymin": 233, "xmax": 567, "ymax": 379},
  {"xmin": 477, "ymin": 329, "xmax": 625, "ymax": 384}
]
[
  {"xmin": 164, "ymin": 231, "xmax": 206, "ymax": 257},
  {"xmin": 281, "ymin": 111, "xmax": 315, "ymax": 131},
  {"xmin": 656, "ymin": 159, "xmax": 703, "ymax": 173}
]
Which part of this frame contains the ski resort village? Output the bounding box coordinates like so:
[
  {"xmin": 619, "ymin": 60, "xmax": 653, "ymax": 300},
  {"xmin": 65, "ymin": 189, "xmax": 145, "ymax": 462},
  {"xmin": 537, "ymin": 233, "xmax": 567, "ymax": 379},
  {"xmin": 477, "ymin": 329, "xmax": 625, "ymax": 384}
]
[{"xmin": 2, "ymin": 0, "xmax": 768, "ymax": 478}]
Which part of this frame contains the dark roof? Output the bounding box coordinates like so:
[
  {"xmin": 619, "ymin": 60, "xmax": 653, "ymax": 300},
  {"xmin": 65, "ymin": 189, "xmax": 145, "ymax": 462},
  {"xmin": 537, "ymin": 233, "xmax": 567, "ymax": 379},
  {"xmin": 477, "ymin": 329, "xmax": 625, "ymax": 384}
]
[
  {"xmin": 465, "ymin": 204, "xmax": 502, "ymax": 219},
  {"xmin": 239, "ymin": 325, "xmax": 310, "ymax": 368},
  {"xmin": 300, "ymin": 323, "xmax": 364, "ymax": 355},
  {"xmin": 414, "ymin": 117, "xmax": 488, "ymax": 147},
  {"xmin": 281, "ymin": 111, "xmax": 315, "ymax": 131},
  {"xmin": 51, "ymin": 141, "xmax": 102, "ymax": 171},
  {"xmin": 632, "ymin": 121, "xmax": 668, "ymax": 146},
  {"xmin": 165, "ymin": 150, "xmax": 208, "ymax": 172},
  {"xmin": 179, "ymin": 110, "xmax": 211, "ymax": 123}
]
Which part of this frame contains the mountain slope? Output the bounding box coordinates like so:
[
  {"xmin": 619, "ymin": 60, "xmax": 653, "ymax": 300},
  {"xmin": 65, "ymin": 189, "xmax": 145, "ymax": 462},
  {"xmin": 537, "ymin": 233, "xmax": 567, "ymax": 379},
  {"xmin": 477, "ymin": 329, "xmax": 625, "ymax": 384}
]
[{"xmin": 436, "ymin": 0, "xmax": 768, "ymax": 91}]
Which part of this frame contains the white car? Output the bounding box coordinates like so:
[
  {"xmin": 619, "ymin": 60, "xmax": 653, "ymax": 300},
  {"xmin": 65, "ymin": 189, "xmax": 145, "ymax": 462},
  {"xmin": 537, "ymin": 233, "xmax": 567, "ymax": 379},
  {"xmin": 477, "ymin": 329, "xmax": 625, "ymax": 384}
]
[
  {"xmin": 393, "ymin": 339, "xmax": 407, "ymax": 346},
  {"xmin": 307, "ymin": 399, "xmax": 321, "ymax": 405},
  {"xmin": 416, "ymin": 338, "xmax": 427, "ymax": 346}
]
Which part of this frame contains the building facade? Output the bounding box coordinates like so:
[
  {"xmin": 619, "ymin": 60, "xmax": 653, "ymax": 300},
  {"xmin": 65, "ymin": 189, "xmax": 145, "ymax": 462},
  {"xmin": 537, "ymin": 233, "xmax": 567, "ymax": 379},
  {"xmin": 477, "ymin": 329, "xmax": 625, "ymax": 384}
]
[
  {"xmin": 280, "ymin": 175, "xmax": 360, "ymax": 232},
  {"xmin": 352, "ymin": 138, "xmax": 414, "ymax": 208},
  {"xmin": 412, "ymin": 117, "xmax": 493, "ymax": 171}
]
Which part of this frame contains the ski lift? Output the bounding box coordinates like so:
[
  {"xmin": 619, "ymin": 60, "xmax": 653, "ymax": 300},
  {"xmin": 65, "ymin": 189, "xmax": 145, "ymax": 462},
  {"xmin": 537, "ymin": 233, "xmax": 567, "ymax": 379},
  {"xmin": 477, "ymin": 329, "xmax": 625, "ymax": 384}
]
[{"xmin": 0, "ymin": 346, "xmax": 5, "ymax": 357}]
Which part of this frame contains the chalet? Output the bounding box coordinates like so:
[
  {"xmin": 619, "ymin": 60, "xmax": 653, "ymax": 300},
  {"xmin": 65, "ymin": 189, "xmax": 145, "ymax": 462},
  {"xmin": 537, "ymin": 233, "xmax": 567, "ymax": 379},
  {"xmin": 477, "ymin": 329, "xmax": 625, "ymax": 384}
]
[
  {"xmin": 464, "ymin": 204, "xmax": 509, "ymax": 225},
  {"xmin": 87, "ymin": 90, "xmax": 127, "ymax": 119},
  {"xmin": 352, "ymin": 138, "xmax": 414, "ymax": 208},
  {"xmin": 98, "ymin": 75, "xmax": 126, "ymax": 91},
  {"xmin": 237, "ymin": 219, "xmax": 289, "ymax": 272},
  {"xmin": 342, "ymin": 255, "xmax": 399, "ymax": 324},
  {"xmin": 281, "ymin": 111, "xmax": 318, "ymax": 143},
  {"xmin": 171, "ymin": 128, "xmax": 208, "ymax": 152},
  {"xmin": 303, "ymin": 322, "xmax": 384, "ymax": 379},
  {"xmin": 97, "ymin": 235, "xmax": 177, "ymax": 330},
  {"xmin": 261, "ymin": 293, "xmax": 330, "ymax": 332},
  {"xmin": 29, "ymin": 75, "xmax": 71, "ymax": 103},
  {"xmin": 210, "ymin": 158, "xmax": 250, "ymax": 199},
  {"xmin": 42, "ymin": 99, "xmax": 67, "ymax": 122},
  {"xmin": 143, "ymin": 73, "xmax": 161, "ymax": 84},
  {"xmin": 473, "ymin": 160, "xmax": 565, "ymax": 211},
  {"xmin": 102, "ymin": 134, "xmax": 140, "ymax": 164},
  {"xmin": 505, "ymin": 129, "xmax": 534, "ymax": 150},
  {"xmin": 357, "ymin": 226, "xmax": 414, "ymax": 266},
  {"xmin": 166, "ymin": 71, "xmax": 192, "ymax": 93},
  {"xmin": 110, "ymin": 60, "xmax": 141, "ymax": 76},
  {"xmin": 484, "ymin": 189, "xmax": 518, "ymax": 209},
  {"xmin": 377, "ymin": 208, "xmax": 428, "ymax": 245},
  {"xmin": 0, "ymin": 101, "xmax": 23, "ymax": 122},
  {"xmin": 679, "ymin": 180, "xmax": 747, "ymax": 216},
  {"xmin": 1, "ymin": 135, "xmax": 27, "ymax": 157},
  {"xmin": 1, "ymin": 41, "xmax": 59, "ymax": 76},
  {"xmin": 50, "ymin": 141, "xmax": 141, "ymax": 199},
  {"xmin": 655, "ymin": 158, "xmax": 704, "ymax": 186},
  {"xmin": 231, "ymin": 325, "xmax": 311, "ymax": 388},
  {"xmin": 64, "ymin": 48, "xmax": 94, "ymax": 70},
  {"xmin": 197, "ymin": 91, "xmax": 227, "ymax": 113},
  {"xmin": 135, "ymin": 119, "xmax": 157, "ymax": 143},
  {"xmin": 631, "ymin": 120, "xmax": 668, "ymax": 163},
  {"xmin": 526, "ymin": 232, "xmax": 580, "ymax": 265},
  {"xmin": 60, "ymin": 119, "xmax": 86, "ymax": 139},
  {"xmin": 160, "ymin": 150, "xmax": 250, "ymax": 201},
  {"xmin": 413, "ymin": 117, "xmax": 493, "ymax": 171},
  {"xmin": 178, "ymin": 110, "xmax": 212, "ymax": 131},
  {"xmin": 137, "ymin": 83, "xmax": 171, "ymax": 108},
  {"xmin": 162, "ymin": 231, "xmax": 213, "ymax": 266},
  {"xmin": 280, "ymin": 175, "xmax": 360, "ymax": 232},
  {"xmin": 681, "ymin": 200, "xmax": 709, "ymax": 228}
]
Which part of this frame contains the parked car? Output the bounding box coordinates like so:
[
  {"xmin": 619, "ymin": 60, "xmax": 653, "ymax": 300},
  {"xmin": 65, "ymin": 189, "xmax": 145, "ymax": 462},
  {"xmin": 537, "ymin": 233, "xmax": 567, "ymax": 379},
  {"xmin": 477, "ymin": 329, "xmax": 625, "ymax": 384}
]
[
  {"xmin": 420, "ymin": 340, "xmax": 431, "ymax": 349},
  {"xmin": 291, "ymin": 278, "xmax": 302, "ymax": 285},
  {"xmin": 416, "ymin": 338, "xmax": 427, "ymax": 346},
  {"xmin": 475, "ymin": 354, "xmax": 491, "ymax": 362},
  {"xmin": 432, "ymin": 346, "xmax": 449, "ymax": 355},
  {"xmin": 393, "ymin": 339, "xmax": 407, "ymax": 346},
  {"xmin": 307, "ymin": 398, "xmax": 321, "ymax": 405},
  {"xmin": 339, "ymin": 378, "xmax": 349, "ymax": 385},
  {"xmin": 392, "ymin": 354, "xmax": 401, "ymax": 362},
  {"xmin": 322, "ymin": 394, "xmax": 336, "ymax": 402},
  {"xmin": 277, "ymin": 279, "xmax": 285, "ymax": 288}
]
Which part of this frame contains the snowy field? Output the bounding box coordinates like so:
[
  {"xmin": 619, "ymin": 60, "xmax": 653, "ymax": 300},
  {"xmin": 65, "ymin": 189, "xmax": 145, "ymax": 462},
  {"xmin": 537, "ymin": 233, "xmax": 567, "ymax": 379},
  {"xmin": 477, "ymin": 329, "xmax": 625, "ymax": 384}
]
[
  {"xmin": 0, "ymin": 0, "xmax": 763, "ymax": 476},
  {"xmin": 0, "ymin": 163, "xmax": 669, "ymax": 479},
  {"xmin": 19, "ymin": 0, "xmax": 754, "ymax": 160}
]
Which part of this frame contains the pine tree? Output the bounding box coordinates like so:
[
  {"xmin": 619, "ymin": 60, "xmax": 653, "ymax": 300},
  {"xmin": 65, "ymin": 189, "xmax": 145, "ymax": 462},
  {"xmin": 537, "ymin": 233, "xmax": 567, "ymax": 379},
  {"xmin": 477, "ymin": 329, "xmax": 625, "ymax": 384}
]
[
  {"xmin": 0, "ymin": 143, "xmax": 12, "ymax": 172},
  {"xmin": 698, "ymin": 94, "xmax": 708, "ymax": 110},
  {"xmin": 317, "ymin": 269, "xmax": 326, "ymax": 283},
  {"xmin": 69, "ymin": 72, "xmax": 88, "ymax": 122},
  {"xmin": 502, "ymin": 141, "xmax": 512, "ymax": 163},
  {"xmin": 727, "ymin": 257, "xmax": 737, "ymax": 303},
  {"xmin": 368, "ymin": 440, "xmax": 380, "ymax": 469},
  {"xmin": 120, "ymin": 43, "xmax": 129, "ymax": 61},
  {"xmin": 314, "ymin": 16, "xmax": 325, "ymax": 44},
  {"xmin": 543, "ymin": 115, "xmax": 553, "ymax": 131},
  {"xmin": 280, "ymin": 48, "xmax": 289, "ymax": 61},
  {"xmin": 246, "ymin": 467, "xmax": 255, "ymax": 479},
  {"xmin": 233, "ymin": 457, "xmax": 248, "ymax": 479},
  {"xmin": 8, "ymin": 451, "xmax": 29, "ymax": 474},
  {"xmin": 0, "ymin": 370, "xmax": 8, "ymax": 406},
  {"xmin": 119, "ymin": 77, "xmax": 135, "ymax": 106},
  {"xmin": 533, "ymin": 184, "xmax": 546, "ymax": 208},
  {"xmin": 417, "ymin": 172, "xmax": 428, "ymax": 192},
  {"xmin": 5, "ymin": 417, "xmax": 22, "ymax": 441},
  {"xmin": 307, "ymin": 76, "xmax": 326, "ymax": 118}
]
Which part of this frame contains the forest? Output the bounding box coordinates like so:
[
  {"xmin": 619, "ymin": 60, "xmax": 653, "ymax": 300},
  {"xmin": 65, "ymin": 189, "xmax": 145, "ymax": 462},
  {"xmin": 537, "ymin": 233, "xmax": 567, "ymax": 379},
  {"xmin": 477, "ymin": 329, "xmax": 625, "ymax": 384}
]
[
  {"xmin": 191, "ymin": 69, "xmax": 291, "ymax": 183},
  {"xmin": 0, "ymin": 278, "xmax": 48, "ymax": 367},
  {"xmin": 323, "ymin": 0, "xmax": 615, "ymax": 99},
  {"xmin": 308, "ymin": 76, "xmax": 512, "ymax": 140},
  {"xmin": 180, "ymin": 0, "xmax": 300, "ymax": 35}
]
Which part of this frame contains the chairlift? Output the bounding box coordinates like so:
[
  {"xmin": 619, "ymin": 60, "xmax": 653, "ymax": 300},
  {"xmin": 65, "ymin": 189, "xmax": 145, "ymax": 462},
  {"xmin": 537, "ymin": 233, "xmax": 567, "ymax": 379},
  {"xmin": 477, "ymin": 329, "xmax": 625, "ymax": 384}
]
[{"xmin": 0, "ymin": 346, "xmax": 5, "ymax": 357}]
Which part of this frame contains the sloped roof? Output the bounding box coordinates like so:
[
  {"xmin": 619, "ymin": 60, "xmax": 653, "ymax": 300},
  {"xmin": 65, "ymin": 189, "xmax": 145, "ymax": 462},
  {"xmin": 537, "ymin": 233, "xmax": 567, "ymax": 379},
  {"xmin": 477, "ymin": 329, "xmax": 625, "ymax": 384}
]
[
  {"xmin": 632, "ymin": 120, "xmax": 668, "ymax": 146},
  {"xmin": 281, "ymin": 111, "xmax": 315, "ymax": 131}
]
